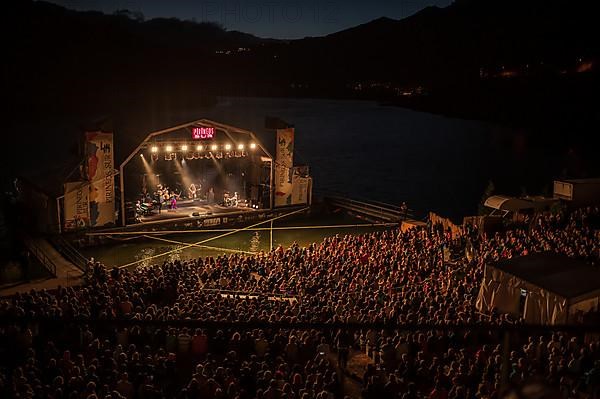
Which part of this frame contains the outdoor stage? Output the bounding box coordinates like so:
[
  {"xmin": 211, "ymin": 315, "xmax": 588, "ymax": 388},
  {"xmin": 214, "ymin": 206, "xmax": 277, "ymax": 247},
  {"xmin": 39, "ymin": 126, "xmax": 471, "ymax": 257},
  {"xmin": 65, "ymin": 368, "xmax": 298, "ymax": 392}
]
[{"xmin": 56, "ymin": 118, "xmax": 312, "ymax": 243}]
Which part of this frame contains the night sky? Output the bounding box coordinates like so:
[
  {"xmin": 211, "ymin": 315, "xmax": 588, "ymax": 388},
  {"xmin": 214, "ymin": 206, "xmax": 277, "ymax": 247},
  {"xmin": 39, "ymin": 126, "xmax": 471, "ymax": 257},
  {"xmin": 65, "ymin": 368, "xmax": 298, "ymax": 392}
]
[{"xmin": 47, "ymin": 0, "xmax": 451, "ymax": 39}]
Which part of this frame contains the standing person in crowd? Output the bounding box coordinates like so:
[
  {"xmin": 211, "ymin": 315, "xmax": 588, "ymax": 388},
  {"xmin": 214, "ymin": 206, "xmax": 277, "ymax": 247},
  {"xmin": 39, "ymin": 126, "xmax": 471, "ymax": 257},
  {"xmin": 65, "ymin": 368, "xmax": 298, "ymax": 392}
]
[{"xmin": 336, "ymin": 329, "xmax": 353, "ymax": 370}]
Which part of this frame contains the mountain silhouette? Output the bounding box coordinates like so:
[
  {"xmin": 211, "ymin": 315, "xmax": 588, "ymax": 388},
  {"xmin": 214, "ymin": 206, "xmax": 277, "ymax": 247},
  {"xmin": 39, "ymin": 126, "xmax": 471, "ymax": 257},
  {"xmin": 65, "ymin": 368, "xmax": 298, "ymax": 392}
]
[{"xmin": 4, "ymin": 0, "xmax": 599, "ymax": 129}]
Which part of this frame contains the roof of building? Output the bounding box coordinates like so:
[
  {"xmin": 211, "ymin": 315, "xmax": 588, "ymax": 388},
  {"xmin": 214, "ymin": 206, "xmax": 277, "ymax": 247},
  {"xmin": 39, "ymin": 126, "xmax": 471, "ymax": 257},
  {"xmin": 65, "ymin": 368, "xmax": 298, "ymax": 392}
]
[
  {"xmin": 559, "ymin": 178, "xmax": 600, "ymax": 184},
  {"xmin": 493, "ymin": 253, "xmax": 600, "ymax": 300}
]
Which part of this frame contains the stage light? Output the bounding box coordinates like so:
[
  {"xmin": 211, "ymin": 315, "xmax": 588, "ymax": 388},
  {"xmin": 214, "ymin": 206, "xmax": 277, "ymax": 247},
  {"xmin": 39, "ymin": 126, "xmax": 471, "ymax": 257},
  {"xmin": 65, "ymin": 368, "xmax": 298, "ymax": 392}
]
[
  {"xmin": 166, "ymin": 145, "xmax": 173, "ymax": 152},
  {"xmin": 250, "ymin": 143, "xmax": 257, "ymax": 150},
  {"xmin": 151, "ymin": 146, "xmax": 158, "ymax": 153},
  {"xmin": 181, "ymin": 145, "xmax": 188, "ymax": 151},
  {"xmin": 211, "ymin": 144, "xmax": 218, "ymax": 151},
  {"xmin": 140, "ymin": 153, "xmax": 144, "ymax": 158},
  {"xmin": 237, "ymin": 144, "xmax": 244, "ymax": 150},
  {"xmin": 196, "ymin": 145, "xmax": 203, "ymax": 151},
  {"xmin": 224, "ymin": 143, "xmax": 232, "ymax": 151}
]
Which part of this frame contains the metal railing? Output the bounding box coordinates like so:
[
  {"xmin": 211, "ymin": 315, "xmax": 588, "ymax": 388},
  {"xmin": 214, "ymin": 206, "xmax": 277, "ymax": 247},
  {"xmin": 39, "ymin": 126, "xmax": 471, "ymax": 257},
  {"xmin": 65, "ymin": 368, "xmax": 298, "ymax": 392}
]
[
  {"xmin": 50, "ymin": 235, "xmax": 89, "ymax": 273},
  {"xmin": 325, "ymin": 196, "xmax": 414, "ymax": 222},
  {"xmin": 198, "ymin": 287, "xmax": 299, "ymax": 301},
  {"xmin": 23, "ymin": 238, "xmax": 57, "ymax": 277},
  {"xmin": 315, "ymin": 188, "xmax": 415, "ymax": 212}
]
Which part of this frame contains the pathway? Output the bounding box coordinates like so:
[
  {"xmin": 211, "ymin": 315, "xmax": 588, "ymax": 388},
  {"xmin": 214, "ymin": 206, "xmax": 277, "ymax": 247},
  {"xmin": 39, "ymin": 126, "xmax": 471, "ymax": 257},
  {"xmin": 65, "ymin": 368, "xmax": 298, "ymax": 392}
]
[{"xmin": 0, "ymin": 238, "xmax": 84, "ymax": 297}]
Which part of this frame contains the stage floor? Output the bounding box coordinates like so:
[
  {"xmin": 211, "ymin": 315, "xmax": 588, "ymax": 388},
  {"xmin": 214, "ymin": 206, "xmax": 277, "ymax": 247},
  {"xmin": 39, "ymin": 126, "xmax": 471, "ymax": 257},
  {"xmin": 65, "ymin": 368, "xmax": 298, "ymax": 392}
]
[{"xmin": 138, "ymin": 199, "xmax": 253, "ymax": 224}]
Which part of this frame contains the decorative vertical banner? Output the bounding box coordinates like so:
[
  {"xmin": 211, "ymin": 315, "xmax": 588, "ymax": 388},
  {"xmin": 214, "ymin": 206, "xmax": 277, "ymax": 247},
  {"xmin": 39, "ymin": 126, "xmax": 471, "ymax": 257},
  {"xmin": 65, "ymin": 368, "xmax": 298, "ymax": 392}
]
[
  {"xmin": 63, "ymin": 181, "xmax": 90, "ymax": 231},
  {"xmin": 291, "ymin": 166, "xmax": 310, "ymax": 205},
  {"xmin": 86, "ymin": 132, "xmax": 115, "ymax": 227},
  {"xmin": 274, "ymin": 128, "xmax": 294, "ymax": 207}
]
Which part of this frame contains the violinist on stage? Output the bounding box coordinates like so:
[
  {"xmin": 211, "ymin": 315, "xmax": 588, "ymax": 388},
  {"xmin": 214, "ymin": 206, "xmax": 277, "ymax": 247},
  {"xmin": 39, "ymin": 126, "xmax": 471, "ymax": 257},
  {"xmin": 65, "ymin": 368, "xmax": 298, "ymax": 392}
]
[{"xmin": 170, "ymin": 190, "xmax": 181, "ymax": 210}]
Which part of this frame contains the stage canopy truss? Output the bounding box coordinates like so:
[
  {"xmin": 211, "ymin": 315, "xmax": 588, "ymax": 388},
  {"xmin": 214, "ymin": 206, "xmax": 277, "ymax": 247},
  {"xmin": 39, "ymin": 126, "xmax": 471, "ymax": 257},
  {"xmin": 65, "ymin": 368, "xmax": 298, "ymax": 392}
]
[{"xmin": 119, "ymin": 119, "xmax": 274, "ymax": 226}]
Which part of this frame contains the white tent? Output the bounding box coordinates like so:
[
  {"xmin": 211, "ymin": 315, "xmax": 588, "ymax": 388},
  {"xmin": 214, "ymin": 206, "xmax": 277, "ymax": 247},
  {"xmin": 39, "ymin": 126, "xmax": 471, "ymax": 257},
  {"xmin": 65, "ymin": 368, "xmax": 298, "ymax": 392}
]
[
  {"xmin": 476, "ymin": 253, "xmax": 600, "ymax": 325},
  {"xmin": 484, "ymin": 195, "xmax": 536, "ymax": 212}
]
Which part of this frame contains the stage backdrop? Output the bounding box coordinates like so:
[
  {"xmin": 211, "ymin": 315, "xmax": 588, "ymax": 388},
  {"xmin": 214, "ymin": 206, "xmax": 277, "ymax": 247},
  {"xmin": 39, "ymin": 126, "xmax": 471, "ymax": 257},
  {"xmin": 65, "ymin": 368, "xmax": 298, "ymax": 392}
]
[
  {"xmin": 274, "ymin": 128, "xmax": 294, "ymax": 207},
  {"xmin": 63, "ymin": 181, "xmax": 89, "ymax": 231},
  {"xmin": 86, "ymin": 132, "xmax": 115, "ymax": 227}
]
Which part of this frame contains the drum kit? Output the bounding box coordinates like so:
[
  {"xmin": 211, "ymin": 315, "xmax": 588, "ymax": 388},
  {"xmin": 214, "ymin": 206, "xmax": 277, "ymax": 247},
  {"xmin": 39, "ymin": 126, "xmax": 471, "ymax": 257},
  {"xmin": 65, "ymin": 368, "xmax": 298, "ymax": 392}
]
[
  {"xmin": 135, "ymin": 200, "xmax": 153, "ymax": 216},
  {"xmin": 223, "ymin": 192, "xmax": 239, "ymax": 207}
]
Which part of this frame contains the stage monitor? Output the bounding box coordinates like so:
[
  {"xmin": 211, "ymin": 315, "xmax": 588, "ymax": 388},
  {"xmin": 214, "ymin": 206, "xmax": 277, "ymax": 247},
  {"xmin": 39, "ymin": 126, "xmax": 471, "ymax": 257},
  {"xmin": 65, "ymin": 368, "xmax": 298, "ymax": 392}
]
[{"xmin": 192, "ymin": 126, "xmax": 215, "ymax": 140}]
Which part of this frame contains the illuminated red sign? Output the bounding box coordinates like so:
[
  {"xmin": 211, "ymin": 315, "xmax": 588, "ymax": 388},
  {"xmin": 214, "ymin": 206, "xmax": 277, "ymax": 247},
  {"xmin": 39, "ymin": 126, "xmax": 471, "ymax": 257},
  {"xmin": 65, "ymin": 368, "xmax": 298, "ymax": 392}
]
[{"xmin": 192, "ymin": 127, "xmax": 215, "ymax": 140}]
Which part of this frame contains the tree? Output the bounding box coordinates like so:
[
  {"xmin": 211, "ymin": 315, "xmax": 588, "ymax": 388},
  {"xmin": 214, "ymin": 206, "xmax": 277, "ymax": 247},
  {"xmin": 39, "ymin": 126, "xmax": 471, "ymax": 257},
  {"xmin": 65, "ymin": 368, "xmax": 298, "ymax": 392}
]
[
  {"xmin": 478, "ymin": 180, "xmax": 495, "ymax": 216},
  {"xmin": 113, "ymin": 9, "xmax": 144, "ymax": 22}
]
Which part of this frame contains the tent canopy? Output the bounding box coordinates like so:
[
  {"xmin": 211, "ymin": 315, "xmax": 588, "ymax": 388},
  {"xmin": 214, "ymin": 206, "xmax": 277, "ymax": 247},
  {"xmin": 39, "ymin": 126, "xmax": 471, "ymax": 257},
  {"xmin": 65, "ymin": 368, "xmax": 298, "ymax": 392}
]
[
  {"xmin": 494, "ymin": 253, "xmax": 600, "ymax": 301},
  {"xmin": 484, "ymin": 195, "xmax": 535, "ymax": 212},
  {"xmin": 477, "ymin": 253, "xmax": 600, "ymax": 324}
]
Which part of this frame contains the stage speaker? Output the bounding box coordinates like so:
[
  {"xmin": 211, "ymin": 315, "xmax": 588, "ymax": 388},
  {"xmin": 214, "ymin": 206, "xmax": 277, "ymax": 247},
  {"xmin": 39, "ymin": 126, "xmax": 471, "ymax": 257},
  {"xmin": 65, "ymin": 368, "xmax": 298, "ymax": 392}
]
[{"xmin": 124, "ymin": 201, "xmax": 137, "ymax": 223}]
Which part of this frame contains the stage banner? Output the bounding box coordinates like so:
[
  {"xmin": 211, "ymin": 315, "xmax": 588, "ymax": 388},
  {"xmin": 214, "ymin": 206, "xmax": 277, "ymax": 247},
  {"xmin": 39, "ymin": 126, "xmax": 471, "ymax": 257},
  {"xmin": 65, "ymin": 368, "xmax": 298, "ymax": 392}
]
[
  {"xmin": 291, "ymin": 166, "xmax": 310, "ymax": 205},
  {"xmin": 86, "ymin": 132, "xmax": 115, "ymax": 227},
  {"xmin": 274, "ymin": 128, "xmax": 294, "ymax": 207},
  {"xmin": 63, "ymin": 181, "xmax": 90, "ymax": 231}
]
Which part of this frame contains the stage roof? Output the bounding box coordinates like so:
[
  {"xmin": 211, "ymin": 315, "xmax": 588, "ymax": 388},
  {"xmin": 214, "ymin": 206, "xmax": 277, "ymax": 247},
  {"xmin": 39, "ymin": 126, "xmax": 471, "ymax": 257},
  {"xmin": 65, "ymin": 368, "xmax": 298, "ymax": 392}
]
[{"xmin": 492, "ymin": 253, "xmax": 600, "ymax": 300}]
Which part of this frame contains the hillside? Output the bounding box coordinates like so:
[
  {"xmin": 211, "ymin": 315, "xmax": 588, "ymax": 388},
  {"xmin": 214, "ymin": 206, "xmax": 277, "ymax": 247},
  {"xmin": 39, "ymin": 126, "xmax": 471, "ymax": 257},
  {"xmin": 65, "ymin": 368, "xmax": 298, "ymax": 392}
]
[{"xmin": 4, "ymin": 0, "xmax": 600, "ymax": 130}]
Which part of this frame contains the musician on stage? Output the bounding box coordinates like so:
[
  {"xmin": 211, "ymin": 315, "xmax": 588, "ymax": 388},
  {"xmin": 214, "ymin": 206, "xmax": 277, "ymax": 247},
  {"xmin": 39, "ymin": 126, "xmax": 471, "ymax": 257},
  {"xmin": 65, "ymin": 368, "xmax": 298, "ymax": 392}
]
[
  {"xmin": 170, "ymin": 191, "xmax": 179, "ymax": 210},
  {"xmin": 154, "ymin": 190, "xmax": 163, "ymax": 214},
  {"xmin": 163, "ymin": 187, "xmax": 171, "ymax": 208},
  {"xmin": 188, "ymin": 183, "xmax": 198, "ymax": 200}
]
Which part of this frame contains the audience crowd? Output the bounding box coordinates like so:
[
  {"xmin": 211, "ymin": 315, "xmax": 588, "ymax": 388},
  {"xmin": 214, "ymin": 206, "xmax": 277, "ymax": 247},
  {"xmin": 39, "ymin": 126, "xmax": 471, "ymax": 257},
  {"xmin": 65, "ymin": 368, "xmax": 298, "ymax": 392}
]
[{"xmin": 0, "ymin": 206, "xmax": 599, "ymax": 399}]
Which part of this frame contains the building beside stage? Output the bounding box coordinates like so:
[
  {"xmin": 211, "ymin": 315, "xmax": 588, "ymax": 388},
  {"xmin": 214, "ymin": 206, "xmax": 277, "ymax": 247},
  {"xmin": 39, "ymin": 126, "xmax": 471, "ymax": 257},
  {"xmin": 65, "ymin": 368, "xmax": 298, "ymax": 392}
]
[{"xmin": 554, "ymin": 178, "xmax": 600, "ymax": 207}]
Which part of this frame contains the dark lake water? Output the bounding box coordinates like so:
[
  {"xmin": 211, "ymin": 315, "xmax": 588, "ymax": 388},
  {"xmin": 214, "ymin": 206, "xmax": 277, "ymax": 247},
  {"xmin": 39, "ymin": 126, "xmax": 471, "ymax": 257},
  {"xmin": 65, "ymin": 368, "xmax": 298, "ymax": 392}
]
[{"xmin": 187, "ymin": 97, "xmax": 557, "ymax": 220}]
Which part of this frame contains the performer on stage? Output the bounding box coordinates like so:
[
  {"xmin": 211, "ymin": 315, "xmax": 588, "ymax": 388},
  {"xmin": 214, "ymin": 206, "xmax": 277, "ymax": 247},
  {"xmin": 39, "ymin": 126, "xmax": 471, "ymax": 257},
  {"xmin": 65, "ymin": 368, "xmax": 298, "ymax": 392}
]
[
  {"xmin": 207, "ymin": 187, "xmax": 215, "ymax": 204},
  {"xmin": 155, "ymin": 189, "xmax": 163, "ymax": 214},
  {"xmin": 170, "ymin": 191, "xmax": 180, "ymax": 210},
  {"xmin": 223, "ymin": 192, "xmax": 230, "ymax": 206},
  {"xmin": 188, "ymin": 183, "xmax": 197, "ymax": 200},
  {"xmin": 163, "ymin": 187, "xmax": 171, "ymax": 206}
]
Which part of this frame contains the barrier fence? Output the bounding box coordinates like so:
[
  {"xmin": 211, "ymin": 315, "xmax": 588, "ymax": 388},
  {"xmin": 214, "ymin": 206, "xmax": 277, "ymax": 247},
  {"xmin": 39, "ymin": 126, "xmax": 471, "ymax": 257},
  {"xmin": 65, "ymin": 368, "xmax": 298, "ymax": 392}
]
[
  {"xmin": 2, "ymin": 315, "xmax": 599, "ymax": 333},
  {"xmin": 50, "ymin": 235, "xmax": 90, "ymax": 272}
]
